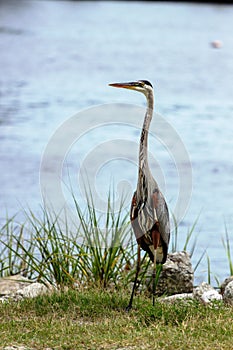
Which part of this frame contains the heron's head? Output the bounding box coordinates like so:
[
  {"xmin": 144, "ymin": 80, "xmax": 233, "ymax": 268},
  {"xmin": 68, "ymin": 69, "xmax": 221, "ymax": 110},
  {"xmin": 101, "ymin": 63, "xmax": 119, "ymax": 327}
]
[{"xmin": 109, "ymin": 80, "xmax": 153, "ymax": 97}]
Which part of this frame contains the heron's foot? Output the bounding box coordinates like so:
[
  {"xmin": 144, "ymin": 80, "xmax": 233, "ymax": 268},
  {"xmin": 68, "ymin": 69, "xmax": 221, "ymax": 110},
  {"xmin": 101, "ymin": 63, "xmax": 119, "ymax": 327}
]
[{"xmin": 125, "ymin": 304, "xmax": 132, "ymax": 312}]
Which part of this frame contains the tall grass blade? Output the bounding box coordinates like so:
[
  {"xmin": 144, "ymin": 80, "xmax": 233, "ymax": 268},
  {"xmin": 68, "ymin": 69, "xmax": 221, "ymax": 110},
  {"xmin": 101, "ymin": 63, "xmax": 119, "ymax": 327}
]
[{"xmin": 222, "ymin": 223, "xmax": 233, "ymax": 276}]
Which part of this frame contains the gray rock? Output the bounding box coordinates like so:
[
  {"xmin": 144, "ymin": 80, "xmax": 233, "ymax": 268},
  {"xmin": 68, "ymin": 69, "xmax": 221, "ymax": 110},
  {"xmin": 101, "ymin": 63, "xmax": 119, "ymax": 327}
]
[
  {"xmin": 147, "ymin": 251, "xmax": 194, "ymax": 296},
  {"xmin": 223, "ymin": 280, "xmax": 233, "ymax": 305},
  {"xmin": 193, "ymin": 282, "xmax": 213, "ymax": 300},
  {"xmin": 220, "ymin": 276, "xmax": 233, "ymax": 295}
]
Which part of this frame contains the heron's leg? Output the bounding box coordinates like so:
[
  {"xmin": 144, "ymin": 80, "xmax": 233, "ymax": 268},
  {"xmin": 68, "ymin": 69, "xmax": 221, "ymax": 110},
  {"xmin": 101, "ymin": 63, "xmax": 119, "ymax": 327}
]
[
  {"xmin": 126, "ymin": 244, "xmax": 141, "ymax": 312},
  {"xmin": 152, "ymin": 229, "xmax": 160, "ymax": 306},
  {"xmin": 152, "ymin": 248, "xmax": 157, "ymax": 306}
]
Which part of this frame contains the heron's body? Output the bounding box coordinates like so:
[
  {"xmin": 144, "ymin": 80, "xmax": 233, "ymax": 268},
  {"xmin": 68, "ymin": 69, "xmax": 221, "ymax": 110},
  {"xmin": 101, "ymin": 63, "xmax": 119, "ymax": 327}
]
[{"xmin": 109, "ymin": 80, "xmax": 170, "ymax": 310}]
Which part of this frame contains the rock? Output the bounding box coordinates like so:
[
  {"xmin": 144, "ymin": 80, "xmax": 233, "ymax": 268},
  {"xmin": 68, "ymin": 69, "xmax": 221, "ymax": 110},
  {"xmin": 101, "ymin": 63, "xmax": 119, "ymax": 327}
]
[
  {"xmin": 16, "ymin": 282, "xmax": 53, "ymax": 299},
  {"xmin": 193, "ymin": 282, "xmax": 213, "ymax": 300},
  {"xmin": 147, "ymin": 251, "xmax": 193, "ymax": 296},
  {"xmin": 220, "ymin": 276, "xmax": 233, "ymax": 295},
  {"xmin": 201, "ymin": 290, "xmax": 222, "ymax": 304},
  {"xmin": 0, "ymin": 294, "xmax": 18, "ymax": 303},
  {"xmin": 193, "ymin": 282, "xmax": 222, "ymax": 304},
  {"xmin": 0, "ymin": 274, "xmax": 54, "ymax": 303},
  {"xmin": 223, "ymin": 280, "xmax": 233, "ymax": 305},
  {"xmin": 161, "ymin": 293, "xmax": 194, "ymax": 303},
  {"xmin": 0, "ymin": 274, "xmax": 31, "ymax": 296}
]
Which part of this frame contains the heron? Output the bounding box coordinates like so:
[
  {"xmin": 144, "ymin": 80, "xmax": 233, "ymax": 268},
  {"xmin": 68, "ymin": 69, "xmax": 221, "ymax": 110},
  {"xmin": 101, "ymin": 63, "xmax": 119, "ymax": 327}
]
[{"xmin": 109, "ymin": 80, "xmax": 170, "ymax": 310}]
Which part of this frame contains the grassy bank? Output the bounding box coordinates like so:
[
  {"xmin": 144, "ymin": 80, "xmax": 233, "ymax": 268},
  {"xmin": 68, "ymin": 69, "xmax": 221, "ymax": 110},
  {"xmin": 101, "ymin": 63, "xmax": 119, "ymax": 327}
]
[
  {"xmin": 0, "ymin": 193, "xmax": 233, "ymax": 349},
  {"xmin": 0, "ymin": 287, "xmax": 232, "ymax": 350}
]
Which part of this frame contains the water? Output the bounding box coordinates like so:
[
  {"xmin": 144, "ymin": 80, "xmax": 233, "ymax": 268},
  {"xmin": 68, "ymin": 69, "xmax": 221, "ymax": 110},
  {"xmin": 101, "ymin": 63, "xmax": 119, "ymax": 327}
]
[{"xmin": 0, "ymin": 0, "xmax": 233, "ymax": 284}]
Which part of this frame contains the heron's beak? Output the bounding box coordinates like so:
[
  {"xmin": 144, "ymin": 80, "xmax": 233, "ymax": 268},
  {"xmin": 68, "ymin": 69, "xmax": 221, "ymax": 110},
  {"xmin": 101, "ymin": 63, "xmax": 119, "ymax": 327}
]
[{"xmin": 108, "ymin": 82, "xmax": 138, "ymax": 90}]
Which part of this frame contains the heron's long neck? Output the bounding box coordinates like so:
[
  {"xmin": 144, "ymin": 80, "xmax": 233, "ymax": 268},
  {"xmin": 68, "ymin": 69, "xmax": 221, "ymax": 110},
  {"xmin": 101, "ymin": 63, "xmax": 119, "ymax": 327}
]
[
  {"xmin": 139, "ymin": 92, "xmax": 154, "ymax": 172},
  {"xmin": 137, "ymin": 91, "xmax": 154, "ymax": 199}
]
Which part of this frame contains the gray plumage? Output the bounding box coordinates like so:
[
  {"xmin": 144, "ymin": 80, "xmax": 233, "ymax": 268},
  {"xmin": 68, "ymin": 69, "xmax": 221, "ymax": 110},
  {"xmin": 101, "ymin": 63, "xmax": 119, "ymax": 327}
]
[
  {"xmin": 131, "ymin": 81, "xmax": 170, "ymax": 263},
  {"xmin": 109, "ymin": 80, "xmax": 170, "ymax": 310}
]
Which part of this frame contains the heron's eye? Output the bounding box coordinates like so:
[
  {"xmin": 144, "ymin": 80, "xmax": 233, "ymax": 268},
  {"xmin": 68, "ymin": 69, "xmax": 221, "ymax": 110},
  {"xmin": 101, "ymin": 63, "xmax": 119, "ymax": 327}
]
[{"xmin": 138, "ymin": 80, "xmax": 153, "ymax": 88}]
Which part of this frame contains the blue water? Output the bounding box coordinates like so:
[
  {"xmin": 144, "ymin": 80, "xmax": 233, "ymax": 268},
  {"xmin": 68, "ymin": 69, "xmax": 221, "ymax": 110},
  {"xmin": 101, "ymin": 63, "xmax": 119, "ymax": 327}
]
[{"xmin": 0, "ymin": 0, "xmax": 233, "ymax": 285}]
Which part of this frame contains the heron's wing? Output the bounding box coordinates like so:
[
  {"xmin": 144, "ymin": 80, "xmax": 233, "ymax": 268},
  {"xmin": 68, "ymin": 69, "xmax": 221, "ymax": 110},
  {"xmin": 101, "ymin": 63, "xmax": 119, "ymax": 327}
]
[
  {"xmin": 156, "ymin": 191, "xmax": 170, "ymax": 259},
  {"xmin": 130, "ymin": 191, "xmax": 145, "ymax": 242},
  {"xmin": 130, "ymin": 191, "xmax": 155, "ymax": 262},
  {"xmin": 146, "ymin": 177, "xmax": 170, "ymax": 262},
  {"xmin": 130, "ymin": 178, "xmax": 170, "ymax": 264}
]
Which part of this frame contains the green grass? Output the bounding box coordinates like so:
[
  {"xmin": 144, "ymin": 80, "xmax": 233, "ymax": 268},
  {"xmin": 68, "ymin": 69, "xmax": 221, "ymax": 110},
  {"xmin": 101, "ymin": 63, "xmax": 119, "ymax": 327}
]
[{"xmin": 0, "ymin": 288, "xmax": 232, "ymax": 350}]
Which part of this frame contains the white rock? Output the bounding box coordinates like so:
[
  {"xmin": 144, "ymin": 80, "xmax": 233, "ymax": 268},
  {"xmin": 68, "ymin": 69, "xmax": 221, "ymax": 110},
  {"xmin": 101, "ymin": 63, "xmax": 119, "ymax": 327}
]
[
  {"xmin": 16, "ymin": 283, "xmax": 52, "ymax": 298},
  {"xmin": 0, "ymin": 275, "xmax": 31, "ymax": 296},
  {"xmin": 193, "ymin": 282, "xmax": 222, "ymax": 304},
  {"xmin": 223, "ymin": 280, "xmax": 233, "ymax": 305},
  {"xmin": 201, "ymin": 290, "xmax": 222, "ymax": 304},
  {"xmin": 161, "ymin": 293, "xmax": 194, "ymax": 303}
]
